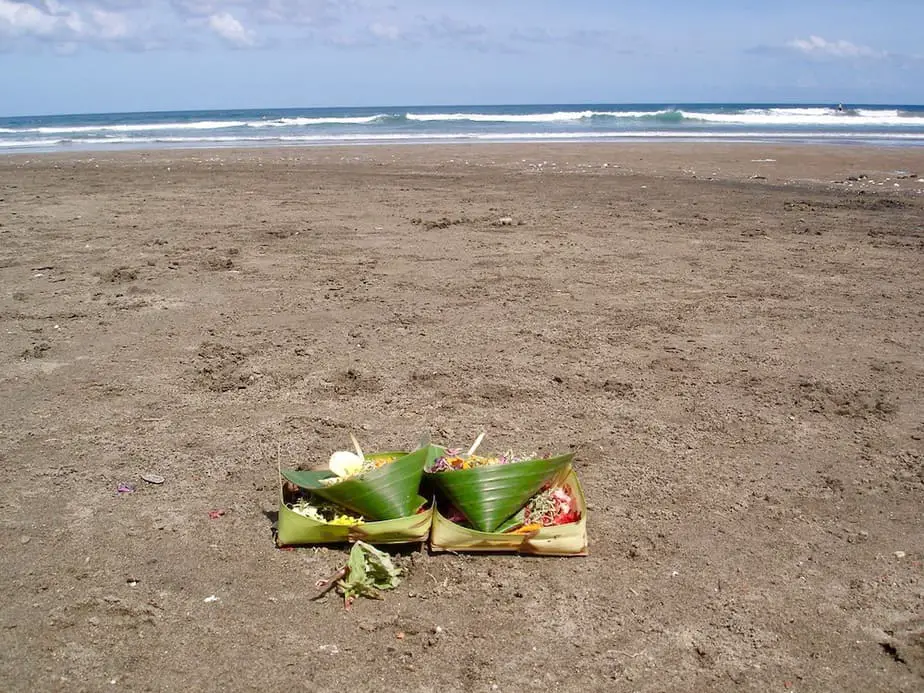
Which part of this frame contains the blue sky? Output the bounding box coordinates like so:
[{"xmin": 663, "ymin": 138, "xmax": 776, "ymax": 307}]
[{"xmin": 0, "ymin": 0, "xmax": 922, "ymax": 116}]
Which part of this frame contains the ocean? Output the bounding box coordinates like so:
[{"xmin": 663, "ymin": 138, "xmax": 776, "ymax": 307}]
[{"xmin": 2, "ymin": 103, "xmax": 923, "ymax": 153}]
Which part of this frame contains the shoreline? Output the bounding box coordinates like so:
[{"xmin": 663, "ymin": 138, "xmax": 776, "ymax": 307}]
[
  {"xmin": 4, "ymin": 141, "xmax": 923, "ymax": 194},
  {"xmin": 3, "ymin": 134, "xmax": 924, "ymax": 158}
]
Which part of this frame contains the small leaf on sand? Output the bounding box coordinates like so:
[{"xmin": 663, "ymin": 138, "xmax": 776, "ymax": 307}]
[{"xmin": 335, "ymin": 541, "xmax": 403, "ymax": 608}]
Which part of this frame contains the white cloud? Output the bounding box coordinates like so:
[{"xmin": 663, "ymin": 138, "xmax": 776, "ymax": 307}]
[
  {"xmin": 171, "ymin": 0, "xmax": 219, "ymax": 18},
  {"xmin": 90, "ymin": 8, "xmax": 129, "ymax": 39},
  {"xmin": 251, "ymin": 0, "xmax": 349, "ymax": 27},
  {"xmin": 417, "ymin": 15, "xmax": 503, "ymax": 53},
  {"xmin": 787, "ymin": 35, "xmax": 884, "ymax": 59},
  {"xmin": 424, "ymin": 15, "xmax": 486, "ymax": 41},
  {"xmin": 207, "ymin": 11, "xmax": 254, "ymax": 47},
  {"xmin": 170, "ymin": 0, "xmax": 352, "ymax": 26},
  {"xmin": 0, "ymin": 0, "xmax": 67, "ymax": 37},
  {"xmin": 368, "ymin": 21, "xmax": 399, "ymax": 41},
  {"xmin": 0, "ymin": 0, "xmax": 362, "ymax": 51},
  {"xmin": 0, "ymin": 0, "xmax": 132, "ymax": 43}
]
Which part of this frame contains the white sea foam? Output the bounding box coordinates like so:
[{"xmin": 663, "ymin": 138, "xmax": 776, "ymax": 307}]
[
  {"xmin": 2, "ymin": 108, "xmax": 921, "ymax": 140},
  {"xmin": 0, "ymin": 138, "xmax": 64, "ymax": 148},
  {"xmin": 0, "ymin": 115, "xmax": 391, "ymax": 135},
  {"xmin": 681, "ymin": 108, "xmax": 922, "ymax": 127},
  {"xmin": 248, "ymin": 115, "xmax": 389, "ymax": 127},
  {"xmin": 4, "ymin": 129, "xmax": 924, "ymax": 151},
  {"xmin": 855, "ymin": 109, "xmax": 902, "ymax": 118},
  {"xmin": 743, "ymin": 107, "xmax": 834, "ymax": 117},
  {"xmin": 405, "ymin": 110, "xmax": 604, "ymax": 123},
  {"xmin": 462, "ymin": 131, "xmax": 924, "ymax": 140},
  {"xmin": 404, "ymin": 107, "xmax": 923, "ymax": 126},
  {"xmin": 8, "ymin": 120, "xmax": 248, "ymax": 135}
]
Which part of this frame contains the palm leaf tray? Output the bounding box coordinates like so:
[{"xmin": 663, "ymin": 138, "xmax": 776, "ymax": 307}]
[
  {"xmin": 429, "ymin": 469, "xmax": 588, "ymax": 556},
  {"xmin": 277, "ymin": 448, "xmax": 432, "ymax": 547},
  {"xmin": 276, "ymin": 444, "xmax": 587, "ymax": 555}
]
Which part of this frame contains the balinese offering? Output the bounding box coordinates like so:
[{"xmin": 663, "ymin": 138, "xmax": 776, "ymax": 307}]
[
  {"xmin": 429, "ymin": 468, "xmax": 588, "ymax": 556},
  {"xmin": 282, "ymin": 435, "xmax": 429, "ymax": 521},
  {"xmin": 276, "ymin": 481, "xmax": 433, "ymax": 546},
  {"xmin": 424, "ymin": 433, "xmax": 574, "ymax": 533}
]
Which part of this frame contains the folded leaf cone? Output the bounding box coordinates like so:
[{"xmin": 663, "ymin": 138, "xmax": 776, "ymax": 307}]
[
  {"xmin": 424, "ymin": 448, "xmax": 574, "ymax": 532},
  {"xmin": 429, "ymin": 469, "xmax": 588, "ymax": 556},
  {"xmin": 282, "ymin": 448, "xmax": 428, "ymax": 521}
]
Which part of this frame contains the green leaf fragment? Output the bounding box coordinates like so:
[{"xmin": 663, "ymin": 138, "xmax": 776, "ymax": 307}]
[{"xmin": 336, "ymin": 541, "xmax": 403, "ymax": 607}]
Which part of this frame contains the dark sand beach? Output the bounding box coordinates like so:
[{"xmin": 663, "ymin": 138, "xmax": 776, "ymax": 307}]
[{"xmin": 1, "ymin": 143, "xmax": 922, "ymax": 692}]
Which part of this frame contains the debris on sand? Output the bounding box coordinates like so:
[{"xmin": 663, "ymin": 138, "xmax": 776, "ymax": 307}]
[{"xmin": 315, "ymin": 541, "xmax": 403, "ymax": 609}]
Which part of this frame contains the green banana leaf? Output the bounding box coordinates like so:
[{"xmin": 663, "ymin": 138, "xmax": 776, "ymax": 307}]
[
  {"xmin": 276, "ymin": 498, "xmax": 433, "ymax": 546},
  {"xmin": 429, "ymin": 469, "xmax": 588, "ymax": 556},
  {"xmin": 282, "ymin": 448, "xmax": 428, "ymax": 521},
  {"xmin": 424, "ymin": 447, "xmax": 574, "ymax": 532}
]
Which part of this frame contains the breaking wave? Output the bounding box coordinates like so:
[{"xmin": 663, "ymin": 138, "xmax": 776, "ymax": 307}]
[{"xmin": 2, "ymin": 104, "xmax": 923, "ymax": 152}]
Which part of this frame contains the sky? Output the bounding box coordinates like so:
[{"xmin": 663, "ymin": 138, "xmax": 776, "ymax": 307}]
[{"xmin": 0, "ymin": 0, "xmax": 922, "ymax": 116}]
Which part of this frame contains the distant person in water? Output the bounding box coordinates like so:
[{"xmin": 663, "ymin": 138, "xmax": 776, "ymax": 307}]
[{"xmin": 837, "ymin": 103, "xmax": 845, "ymax": 112}]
